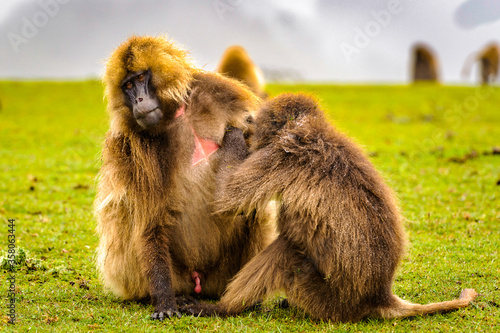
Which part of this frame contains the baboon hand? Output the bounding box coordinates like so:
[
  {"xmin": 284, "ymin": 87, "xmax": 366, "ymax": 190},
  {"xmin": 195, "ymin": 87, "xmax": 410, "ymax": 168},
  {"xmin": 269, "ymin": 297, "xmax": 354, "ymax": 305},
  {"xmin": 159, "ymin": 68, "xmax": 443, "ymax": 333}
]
[
  {"xmin": 223, "ymin": 126, "xmax": 245, "ymax": 146},
  {"xmin": 221, "ymin": 126, "xmax": 248, "ymax": 160}
]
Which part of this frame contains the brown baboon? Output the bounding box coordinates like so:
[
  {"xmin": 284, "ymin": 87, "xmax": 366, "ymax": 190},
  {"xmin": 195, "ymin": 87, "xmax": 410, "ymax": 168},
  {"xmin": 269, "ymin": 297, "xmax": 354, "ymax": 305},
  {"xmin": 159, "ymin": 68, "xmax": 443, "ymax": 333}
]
[
  {"xmin": 411, "ymin": 43, "xmax": 440, "ymax": 82},
  {"xmin": 217, "ymin": 45, "xmax": 267, "ymax": 98},
  {"xmin": 180, "ymin": 94, "xmax": 478, "ymax": 322},
  {"xmin": 95, "ymin": 35, "xmax": 275, "ymax": 320}
]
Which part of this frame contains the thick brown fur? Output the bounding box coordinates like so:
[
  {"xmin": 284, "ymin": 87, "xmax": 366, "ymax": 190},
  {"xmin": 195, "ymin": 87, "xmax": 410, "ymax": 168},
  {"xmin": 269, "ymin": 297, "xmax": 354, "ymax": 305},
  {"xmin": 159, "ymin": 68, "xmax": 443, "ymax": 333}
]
[
  {"xmin": 411, "ymin": 43, "xmax": 440, "ymax": 82},
  {"xmin": 95, "ymin": 35, "xmax": 275, "ymax": 318},
  {"xmin": 217, "ymin": 45, "xmax": 267, "ymax": 99},
  {"xmin": 181, "ymin": 93, "xmax": 478, "ymax": 322}
]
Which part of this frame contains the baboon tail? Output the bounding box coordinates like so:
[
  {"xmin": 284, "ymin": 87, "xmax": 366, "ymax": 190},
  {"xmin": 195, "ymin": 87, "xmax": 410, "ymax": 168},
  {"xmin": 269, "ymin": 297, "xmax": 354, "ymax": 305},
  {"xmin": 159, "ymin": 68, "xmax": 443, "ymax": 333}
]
[
  {"xmin": 220, "ymin": 238, "xmax": 289, "ymax": 314},
  {"xmin": 375, "ymin": 289, "xmax": 478, "ymax": 319}
]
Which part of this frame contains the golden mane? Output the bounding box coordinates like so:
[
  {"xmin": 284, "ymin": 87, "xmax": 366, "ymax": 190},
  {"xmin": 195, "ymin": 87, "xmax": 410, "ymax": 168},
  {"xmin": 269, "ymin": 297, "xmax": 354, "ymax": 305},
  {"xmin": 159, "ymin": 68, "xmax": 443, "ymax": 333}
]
[{"xmin": 103, "ymin": 35, "xmax": 198, "ymax": 134}]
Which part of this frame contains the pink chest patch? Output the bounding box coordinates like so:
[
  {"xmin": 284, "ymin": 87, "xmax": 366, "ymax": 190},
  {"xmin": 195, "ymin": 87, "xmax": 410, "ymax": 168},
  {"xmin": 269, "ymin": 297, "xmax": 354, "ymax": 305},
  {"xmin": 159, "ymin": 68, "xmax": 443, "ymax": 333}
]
[
  {"xmin": 192, "ymin": 135, "xmax": 220, "ymax": 165},
  {"xmin": 175, "ymin": 103, "xmax": 220, "ymax": 165}
]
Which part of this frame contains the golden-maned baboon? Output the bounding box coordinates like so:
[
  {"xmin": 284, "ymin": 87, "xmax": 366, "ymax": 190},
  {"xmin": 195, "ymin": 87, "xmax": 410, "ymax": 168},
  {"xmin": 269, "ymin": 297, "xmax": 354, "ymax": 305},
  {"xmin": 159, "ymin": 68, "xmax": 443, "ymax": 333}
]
[
  {"xmin": 217, "ymin": 45, "xmax": 267, "ymax": 98},
  {"xmin": 95, "ymin": 35, "xmax": 275, "ymax": 320},
  {"xmin": 411, "ymin": 43, "xmax": 440, "ymax": 82},
  {"xmin": 180, "ymin": 94, "xmax": 478, "ymax": 322}
]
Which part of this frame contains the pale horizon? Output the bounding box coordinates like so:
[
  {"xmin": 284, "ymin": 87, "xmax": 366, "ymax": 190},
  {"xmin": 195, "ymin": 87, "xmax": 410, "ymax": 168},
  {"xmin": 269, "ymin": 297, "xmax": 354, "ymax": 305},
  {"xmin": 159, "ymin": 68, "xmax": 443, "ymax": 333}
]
[{"xmin": 1, "ymin": 0, "xmax": 499, "ymax": 83}]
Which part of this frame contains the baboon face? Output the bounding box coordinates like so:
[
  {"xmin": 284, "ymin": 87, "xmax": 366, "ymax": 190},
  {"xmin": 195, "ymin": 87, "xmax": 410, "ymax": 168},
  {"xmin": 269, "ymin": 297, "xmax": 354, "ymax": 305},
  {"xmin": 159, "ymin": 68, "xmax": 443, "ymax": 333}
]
[
  {"xmin": 104, "ymin": 35, "xmax": 195, "ymax": 133},
  {"xmin": 121, "ymin": 69, "xmax": 163, "ymax": 129}
]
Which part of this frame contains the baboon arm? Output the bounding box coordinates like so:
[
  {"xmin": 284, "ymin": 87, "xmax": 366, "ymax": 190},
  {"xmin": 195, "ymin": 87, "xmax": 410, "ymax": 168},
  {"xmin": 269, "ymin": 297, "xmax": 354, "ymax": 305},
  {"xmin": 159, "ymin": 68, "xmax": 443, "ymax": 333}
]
[
  {"xmin": 215, "ymin": 147, "xmax": 280, "ymax": 214},
  {"xmin": 140, "ymin": 219, "xmax": 180, "ymax": 320}
]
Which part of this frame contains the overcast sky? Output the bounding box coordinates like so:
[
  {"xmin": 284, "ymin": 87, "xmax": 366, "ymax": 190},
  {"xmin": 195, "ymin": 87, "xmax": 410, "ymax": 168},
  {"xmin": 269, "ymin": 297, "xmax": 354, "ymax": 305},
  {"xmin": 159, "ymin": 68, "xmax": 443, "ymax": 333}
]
[{"xmin": 0, "ymin": 0, "xmax": 499, "ymax": 83}]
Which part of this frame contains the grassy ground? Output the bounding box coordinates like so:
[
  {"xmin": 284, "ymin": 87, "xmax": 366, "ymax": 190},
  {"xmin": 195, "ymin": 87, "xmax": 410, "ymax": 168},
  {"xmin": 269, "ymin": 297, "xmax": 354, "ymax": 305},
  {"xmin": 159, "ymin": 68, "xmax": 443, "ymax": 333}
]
[{"xmin": 0, "ymin": 81, "xmax": 499, "ymax": 332}]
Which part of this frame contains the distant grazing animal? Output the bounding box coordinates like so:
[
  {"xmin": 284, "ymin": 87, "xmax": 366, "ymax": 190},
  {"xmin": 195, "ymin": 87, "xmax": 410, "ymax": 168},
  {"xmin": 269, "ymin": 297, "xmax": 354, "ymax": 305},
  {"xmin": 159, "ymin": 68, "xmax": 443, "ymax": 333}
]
[
  {"xmin": 95, "ymin": 35, "xmax": 274, "ymax": 321},
  {"xmin": 478, "ymin": 43, "xmax": 499, "ymax": 84},
  {"xmin": 411, "ymin": 43, "xmax": 440, "ymax": 82},
  {"xmin": 463, "ymin": 42, "xmax": 499, "ymax": 85},
  {"xmin": 180, "ymin": 93, "xmax": 478, "ymax": 322},
  {"xmin": 217, "ymin": 45, "xmax": 267, "ymax": 98}
]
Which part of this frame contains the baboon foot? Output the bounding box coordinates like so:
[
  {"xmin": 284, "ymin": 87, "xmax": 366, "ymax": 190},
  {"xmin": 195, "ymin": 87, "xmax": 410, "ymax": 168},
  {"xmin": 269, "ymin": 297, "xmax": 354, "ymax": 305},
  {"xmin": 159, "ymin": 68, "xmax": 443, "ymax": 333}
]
[
  {"xmin": 277, "ymin": 298, "xmax": 289, "ymax": 309},
  {"xmin": 151, "ymin": 308, "xmax": 182, "ymax": 320},
  {"xmin": 179, "ymin": 303, "xmax": 222, "ymax": 317},
  {"xmin": 176, "ymin": 295, "xmax": 199, "ymax": 307}
]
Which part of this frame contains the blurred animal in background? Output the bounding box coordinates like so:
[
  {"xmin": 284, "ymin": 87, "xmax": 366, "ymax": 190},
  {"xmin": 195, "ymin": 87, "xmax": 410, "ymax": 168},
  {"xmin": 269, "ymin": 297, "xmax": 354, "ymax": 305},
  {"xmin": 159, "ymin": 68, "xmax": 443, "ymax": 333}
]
[
  {"xmin": 180, "ymin": 93, "xmax": 478, "ymax": 322},
  {"xmin": 95, "ymin": 35, "xmax": 275, "ymax": 320},
  {"xmin": 478, "ymin": 43, "xmax": 499, "ymax": 84},
  {"xmin": 462, "ymin": 42, "xmax": 499, "ymax": 85},
  {"xmin": 411, "ymin": 43, "xmax": 440, "ymax": 83},
  {"xmin": 217, "ymin": 45, "xmax": 267, "ymax": 98}
]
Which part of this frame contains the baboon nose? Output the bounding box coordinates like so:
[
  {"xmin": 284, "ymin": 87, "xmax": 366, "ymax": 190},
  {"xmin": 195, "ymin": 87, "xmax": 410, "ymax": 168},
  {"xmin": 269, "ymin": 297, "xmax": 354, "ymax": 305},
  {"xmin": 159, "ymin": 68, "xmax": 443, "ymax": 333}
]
[{"xmin": 137, "ymin": 97, "xmax": 143, "ymax": 102}]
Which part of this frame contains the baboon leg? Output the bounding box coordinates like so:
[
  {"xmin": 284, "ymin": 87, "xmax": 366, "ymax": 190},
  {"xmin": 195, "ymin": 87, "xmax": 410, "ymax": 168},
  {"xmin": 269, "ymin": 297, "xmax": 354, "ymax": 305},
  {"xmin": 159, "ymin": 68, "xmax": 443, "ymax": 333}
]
[
  {"xmin": 374, "ymin": 288, "xmax": 478, "ymax": 319},
  {"xmin": 180, "ymin": 237, "xmax": 349, "ymax": 321},
  {"xmin": 141, "ymin": 222, "xmax": 180, "ymax": 320},
  {"xmin": 279, "ymin": 259, "xmax": 350, "ymax": 321},
  {"xmin": 218, "ymin": 127, "xmax": 276, "ymax": 266},
  {"xmin": 220, "ymin": 237, "xmax": 293, "ymax": 314},
  {"xmin": 96, "ymin": 213, "xmax": 149, "ymax": 300},
  {"xmin": 180, "ymin": 237, "xmax": 291, "ymax": 317}
]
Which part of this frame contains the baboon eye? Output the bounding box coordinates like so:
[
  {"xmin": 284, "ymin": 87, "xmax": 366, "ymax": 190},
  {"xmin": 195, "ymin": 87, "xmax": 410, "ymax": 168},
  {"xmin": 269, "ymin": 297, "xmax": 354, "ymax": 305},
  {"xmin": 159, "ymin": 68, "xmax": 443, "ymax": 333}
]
[
  {"xmin": 125, "ymin": 81, "xmax": 133, "ymax": 89},
  {"xmin": 137, "ymin": 74, "xmax": 145, "ymax": 82}
]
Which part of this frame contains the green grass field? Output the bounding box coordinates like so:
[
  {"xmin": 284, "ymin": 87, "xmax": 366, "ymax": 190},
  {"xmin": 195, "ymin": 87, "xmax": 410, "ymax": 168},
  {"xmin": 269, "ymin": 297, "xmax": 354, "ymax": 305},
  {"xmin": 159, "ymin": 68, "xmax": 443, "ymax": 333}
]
[{"xmin": 0, "ymin": 81, "xmax": 499, "ymax": 332}]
